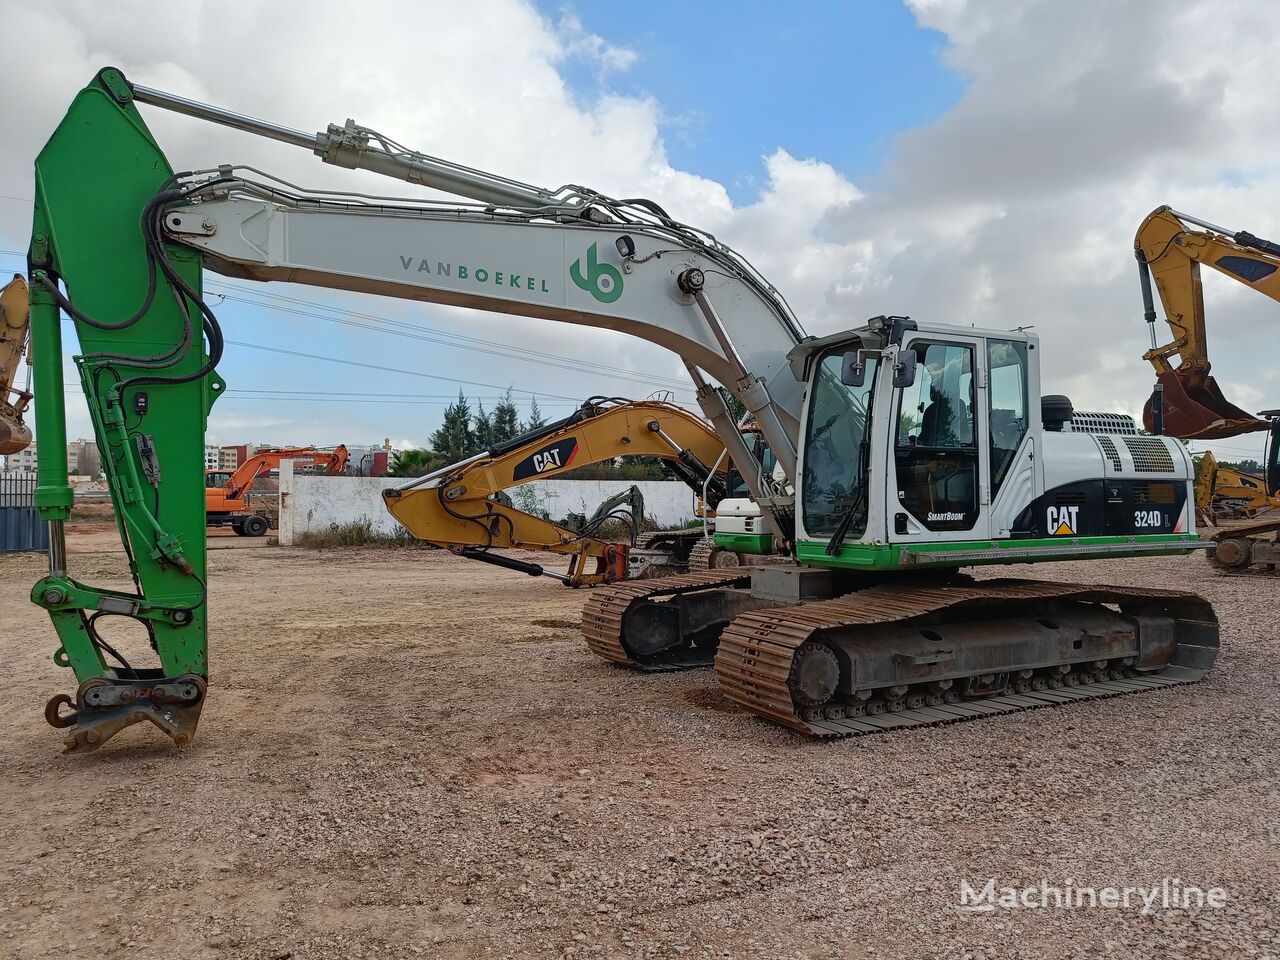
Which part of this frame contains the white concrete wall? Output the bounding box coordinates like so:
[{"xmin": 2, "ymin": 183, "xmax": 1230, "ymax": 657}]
[{"xmin": 278, "ymin": 461, "xmax": 703, "ymax": 545}]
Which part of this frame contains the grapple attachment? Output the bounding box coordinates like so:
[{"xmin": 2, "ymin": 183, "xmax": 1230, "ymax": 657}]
[{"xmin": 1142, "ymin": 370, "xmax": 1270, "ymax": 440}]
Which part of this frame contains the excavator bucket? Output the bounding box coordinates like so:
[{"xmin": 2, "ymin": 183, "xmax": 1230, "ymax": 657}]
[
  {"xmin": 0, "ymin": 415, "xmax": 32, "ymax": 456},
  {"xmin": 1142, "ymin": 370, "xmax": 1271, "ymax": 440}
]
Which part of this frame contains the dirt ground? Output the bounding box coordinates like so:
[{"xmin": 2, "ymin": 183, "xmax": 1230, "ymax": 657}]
[{"xmin": 0, "ymin": 527, "xmax": 1277, "ymax": 960}]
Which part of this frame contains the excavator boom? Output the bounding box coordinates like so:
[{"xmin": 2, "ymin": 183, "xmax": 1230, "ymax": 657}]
[
  {"xmin": 0, "ymin": 275, "xmax": 33, "ymax": 455},
  {"xmin": 212, "ymin": 444, "xmax": 349, "ymax": 500},
  {"xmin": 384, "ymin": 397, "xmax": 729, "ymax": 585},
  {"xmin": 1135, "ymin": 205, "xmax": 1276, "ymax": 439}
]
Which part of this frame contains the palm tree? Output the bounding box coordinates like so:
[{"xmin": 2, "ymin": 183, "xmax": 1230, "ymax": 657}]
[{"xmin": 388, "ymin": 448, "xmax": 445, "ymax": 477}]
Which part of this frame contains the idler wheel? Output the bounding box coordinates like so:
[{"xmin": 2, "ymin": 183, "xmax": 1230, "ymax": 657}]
[
  {"xmin": 789, "ymin": 642, "xmax": 840, "ymax": 707},
  {"xmin": 1213, "ymin": 538, "xmax": 1251, "ymax": 569}
]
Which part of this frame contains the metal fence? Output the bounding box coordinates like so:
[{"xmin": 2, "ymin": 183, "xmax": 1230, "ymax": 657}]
[{"xmin": 0, "ymin": 473, "xmax": 49, "ymax": 552}]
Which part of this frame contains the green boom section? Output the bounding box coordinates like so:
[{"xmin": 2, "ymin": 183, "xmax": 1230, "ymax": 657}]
[
  {"xmin": 798, "ymin": 534, "xmax": 1202, "ymax": 571},
  {"xmin": 29, "ymin": 68, "xmax": 219, "ymax": 683}
]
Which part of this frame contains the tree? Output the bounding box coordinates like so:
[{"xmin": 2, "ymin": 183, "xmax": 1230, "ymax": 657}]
[
  {"xmin": 430, "ymin": 390, "xmax": 474, "ymax": 462},
  {"xmin": 720, "ymin": 387, "xmax": 748, "ymax": 425},
  {"xmin": 473, "ymin": 402, "xmax": 494, "ymax": 452},
  {"xmin": 522, "ymin": 397, "xmax": 546, "ymax": 432},
  {"xmin": 388, "ymin": 448, "xmax": 445, "ymax": 477},
  {"xmin": 492, "ymin": 388, "xmax": 522, "ymax": 443}
]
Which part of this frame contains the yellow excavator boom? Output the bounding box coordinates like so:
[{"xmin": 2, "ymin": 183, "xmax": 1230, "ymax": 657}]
[
  {"xmin": 0, "ymin": 275, "xmax": 32, "ymax": 455},
  {"xmin": 383, "ymin": 398, "xmax": 728, "ymax": 586},
  {"xmin": 1135, "ymin": 206, "xmax": 1279, "ymax": 439}
]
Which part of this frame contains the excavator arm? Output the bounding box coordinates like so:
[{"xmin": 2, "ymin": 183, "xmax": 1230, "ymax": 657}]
[
  {"xmin": 216, "ymin": 444, "xmax": 349, "ymax": 500},
  {"xmin": 1135, "ymin": 205, "xmax": 1278, "ymax": 439},
  {"xmin": 0, "ymin": 275, "xmax": 33, "ymax": 455},
  {"xmin": 28, "ymin": 68, "xmax": 804, "ymax": 752},
  {"xmin": 384, "ymin": 397, "xmax": 728, "ymax": 586}
]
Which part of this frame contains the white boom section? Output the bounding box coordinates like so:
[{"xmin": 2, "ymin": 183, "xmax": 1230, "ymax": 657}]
[
  {"xmin": 132, "ymin": 82, "xmax": 808, "ymax": 509},
  {"xmin": 172, "ymin": 195, "xmax": 798, "ymax": 418},
  {"xmin": 166, "ymin": 180, "xmax": 806, "ymax": 487}
]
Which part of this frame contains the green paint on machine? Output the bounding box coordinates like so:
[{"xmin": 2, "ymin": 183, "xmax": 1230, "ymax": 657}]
[
  {"xmin": 797, "ymin": 534, "xmax": 1203, "ymax": 571},
  {"xmin": 30, "ymin": 69, "xmax": 214, "ymax": 684},
  {"xmin": 713, "ymin": 532, "xmax": 773, "ymax": 555}
]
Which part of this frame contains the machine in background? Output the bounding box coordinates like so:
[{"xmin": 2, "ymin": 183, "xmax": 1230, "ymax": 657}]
[{"xmin": 1136, "ymin": 205, "xmax": 1280, "ymax": 573}]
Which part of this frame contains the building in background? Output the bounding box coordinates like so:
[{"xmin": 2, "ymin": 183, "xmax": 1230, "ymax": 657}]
[
  {"xmin": 3, "ymin": 443, "xmax": 37, "ymax": 473},
  {"xmin": 66, "ymin": 438, "xmax": 102, "ymax": 479},
  {"xmin": 204, "ymin": 444, "xmax": 220, "ymax": 471},
  {"xmin": 346, "ymin": 439, "xmax": 395, "ymax": 476},
  {"xmin": 218, "ymin": 445, "xmax": 245, "ymax": 471}
]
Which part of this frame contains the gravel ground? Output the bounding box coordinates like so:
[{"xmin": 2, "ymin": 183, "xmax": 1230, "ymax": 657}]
[{"xmin": 0, "ymin": 530, "xmax": 1276, "ymax": 959}]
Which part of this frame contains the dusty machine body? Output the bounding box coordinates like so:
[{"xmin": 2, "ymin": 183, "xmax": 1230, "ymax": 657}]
[
  {"xmin": 27, "ymin": 69, "xmax": 1217, "ymax": 752},
  {"xmin": 1136, "ymin": 205, "xmax": 1280, "ymax": 572}
]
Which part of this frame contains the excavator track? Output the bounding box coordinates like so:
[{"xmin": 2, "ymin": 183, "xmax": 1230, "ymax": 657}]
[
  {"xmin": 1208, "ymin": 519, "xmax": 1279, "ymax": 575},
  {"xmin": 635, "ymin": 528, "xmax": 701, "ymax": 552},
  {"xmin": 715, "ymin": 578, "xmax": 1218, "ymax": 737},
  {"xmin": 688, "ymin": 538, "xmax": 740, "ymax": 571},
  {"xmin": 582, "ymin": 569, "xmax": 752, "ymax": 670},
  {"xmin": 627, "ymin": 528, "xmax": 705, "ymax": 579}
]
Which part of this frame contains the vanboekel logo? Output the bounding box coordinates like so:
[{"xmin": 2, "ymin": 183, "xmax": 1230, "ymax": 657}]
[{"xmin": 570, "ymin": 242, "xmax": 623, "ymax": 304}]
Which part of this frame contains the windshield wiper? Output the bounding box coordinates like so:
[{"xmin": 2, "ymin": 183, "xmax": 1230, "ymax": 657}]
[{"xmin": 825, "ymin": 435, "xmax": 870, "ymax": 555}]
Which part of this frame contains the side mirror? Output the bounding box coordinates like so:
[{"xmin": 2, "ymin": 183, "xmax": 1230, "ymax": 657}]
[
  {"xmin": 840, "ymin": 348, "xmax": 880, "ymax": 387},
  {"xmin": 893, "ymin": 349, "xmax": 918, "ymax": 388},
  {"xmin": 840, "ymin": 350, "xmax": 865, "ymax": 387}
]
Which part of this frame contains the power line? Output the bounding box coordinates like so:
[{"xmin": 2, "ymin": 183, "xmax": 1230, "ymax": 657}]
[
  {"xmin": 224, "ymin": 338, "xmax": 585, "ymax": 401},
  {"xmin": 207, "ymin": 281, "xmax": 693, "ymax": 391},
  {"xmin": 221, "ymin": 396, "xmax": 586, "ymax": 406}
]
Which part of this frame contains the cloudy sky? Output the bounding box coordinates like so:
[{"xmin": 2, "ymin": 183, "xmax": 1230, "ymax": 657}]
[{"xmin": 1, "ymin": 0, "xmax": 1275, "ymax": 463}]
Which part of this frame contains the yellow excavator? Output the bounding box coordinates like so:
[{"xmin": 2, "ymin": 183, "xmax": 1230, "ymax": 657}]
[
  {"xmin": 1136, "ymin": 206, "xmax": 1280, "ymax": 573},
  {"xmin": 0, "ymin": 275, "xmax": 32, "ymax": 455},
  {"xmin": 1195, "ymin": 450, "xmax": 1279, "ymax": 521},
  {"xmin": 385, "ymin": 397, "xmax": 732, "ymax": 586}
]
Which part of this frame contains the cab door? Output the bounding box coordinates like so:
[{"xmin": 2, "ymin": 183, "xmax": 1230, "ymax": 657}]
[{"xmin": 889, "ymin": 335, "xmax": 991, "ymax": 543}]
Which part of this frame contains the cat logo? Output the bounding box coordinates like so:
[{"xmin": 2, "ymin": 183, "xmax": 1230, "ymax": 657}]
[
  {"xmin": 1046, "ymin": 504, "xmax": 1079, "ymax": 536},
  {"xmin": 511, "ymin": 438, "xmax": 578, "ymax": 481}
]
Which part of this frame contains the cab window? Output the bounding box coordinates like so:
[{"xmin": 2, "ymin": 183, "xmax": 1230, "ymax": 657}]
[
  {"xmin": 895, "ymin": 341, "xmax": 978, "ymax": 531},
  {"xmin": 802, "ymin": 349, "xmax": 878, "ymax": 537},
  {"xmin": 988, "ymin": 339, "xmax": 1028, "ymax": 498}
]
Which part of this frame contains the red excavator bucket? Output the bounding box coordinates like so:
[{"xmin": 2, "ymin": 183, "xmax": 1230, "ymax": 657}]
[
  {"xmin": 0, "ymin": 411, "xmax": 32, "ymax": 455},
  {"xmin": 1142, "ymin": 370, "xmax": 1270, "ymax": 440}
]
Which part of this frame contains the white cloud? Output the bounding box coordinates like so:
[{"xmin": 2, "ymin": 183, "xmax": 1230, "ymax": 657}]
[{"xmin": 554, "ymin": 10, "xmax": 640, "ymax": 79}]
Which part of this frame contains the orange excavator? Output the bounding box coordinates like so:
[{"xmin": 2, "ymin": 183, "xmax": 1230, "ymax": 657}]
[
  {"xmin": 207, "ymin": 445, "xmax": 348, "ymax": 536},
  {"xmin": 0, "ymin": 275, "xmax": 32, "ymax": 455}
]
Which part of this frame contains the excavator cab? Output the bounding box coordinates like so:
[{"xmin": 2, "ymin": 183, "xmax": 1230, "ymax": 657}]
[
  {"xmin": 795, "ymin": 316, "xmax": 1198, "ymax": 567},
  {"xmin": 796, "ymin": 318, "xmax": 1019, "ymax": 561}
]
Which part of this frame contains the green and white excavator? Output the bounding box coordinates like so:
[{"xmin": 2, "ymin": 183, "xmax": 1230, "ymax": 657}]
[{"xmin": 29, "ymin": 68, "xmax": 1217, "ymax": 752}]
